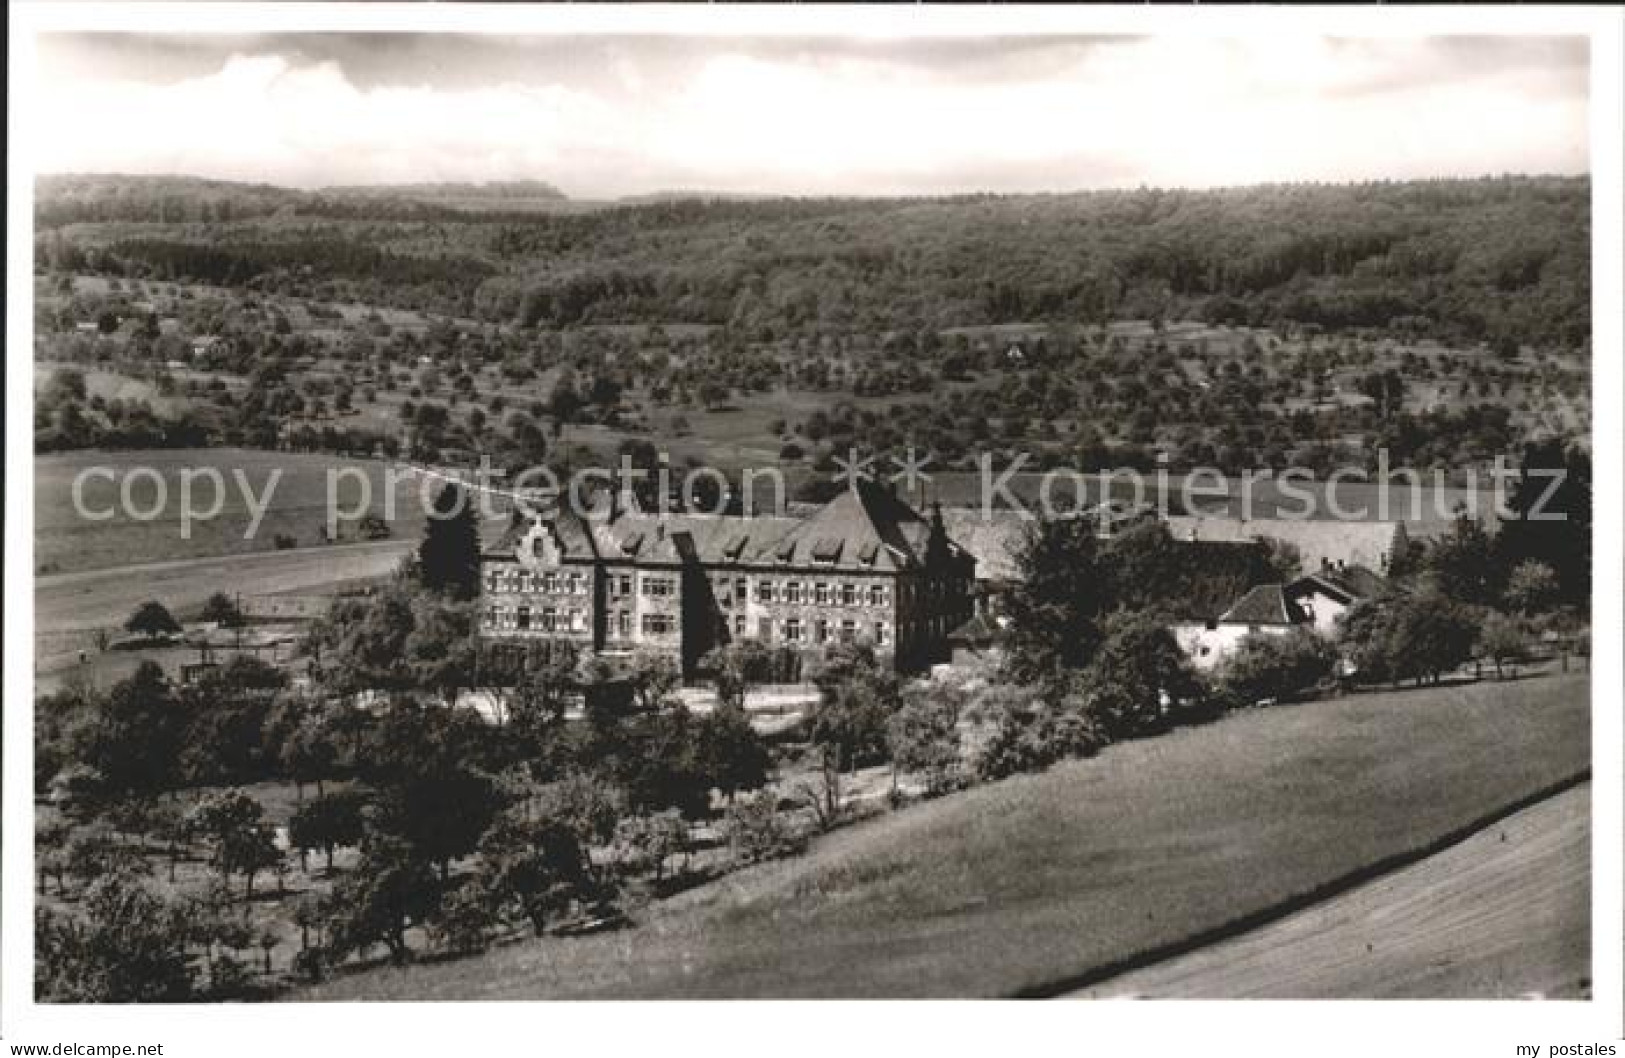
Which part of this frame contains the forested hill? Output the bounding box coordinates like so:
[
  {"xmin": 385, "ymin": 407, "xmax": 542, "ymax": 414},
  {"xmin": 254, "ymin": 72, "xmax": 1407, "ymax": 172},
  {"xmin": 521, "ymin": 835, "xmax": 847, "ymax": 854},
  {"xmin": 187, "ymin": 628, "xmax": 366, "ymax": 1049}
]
[{"xmin": 36, "ymin": 174, "xmax": 1589, "ymax": 347}]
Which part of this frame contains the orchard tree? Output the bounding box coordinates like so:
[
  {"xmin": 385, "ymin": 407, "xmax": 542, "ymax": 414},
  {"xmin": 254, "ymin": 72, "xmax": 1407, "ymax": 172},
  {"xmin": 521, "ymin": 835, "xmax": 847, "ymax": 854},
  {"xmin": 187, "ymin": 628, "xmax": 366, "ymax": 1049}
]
[
  {"xmin": 363, "ymin": 698, "xmax": 501, "ymax": 882},
  {"xmin": 808, "ymin": 644, "xmax": 899, "ymax": 772},
  {"xmin": 474, "ymin": 814, "xmax": 591, "ymax": 936},
  {"xmin": 325, "ymin": 833, "xmax": 439, "ymax": 967},
  {"xmin": 699, "ymin": 640, "xmax": 772, "ymax": 710},
  {"xmin": 186, "ymin": 789, "xmax": 283, "ymax": 902},
  {"xmin": 1476, "ymin": 611, "xmax": 1532, "ymax": 680},
  {"xmin": 198, "ymin": 592, "xmax": 244, "ymax": 629},
  {"xmin": 124, "ymin": 600, "xmax": 181, "ymax": 640},
  {"xmin": 37, "ymin": 870, "xmax": 196, "ymax": 1002},
  {"xmin": 1503, "ymin": 560, "xmax": 1561, "ymax": 617},
  {"xmin": 76, "ymin": 661, "xmax": 186, "ymax": 800},
  {"xmin": 695, "ymin": 701, "xmax": 772, "ymax": 802},
  {"xmin": 1386, "ymin": 594, "xmax": 1477, "ymax": 685},
  {"xmin": 288, "ymin": 789, "xmax": 368, "ymax": 873}
]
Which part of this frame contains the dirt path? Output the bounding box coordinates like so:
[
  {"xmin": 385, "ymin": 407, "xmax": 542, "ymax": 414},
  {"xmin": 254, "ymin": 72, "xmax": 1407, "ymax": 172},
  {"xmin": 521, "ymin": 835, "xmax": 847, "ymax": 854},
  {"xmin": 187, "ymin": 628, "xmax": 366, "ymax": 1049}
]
[{"xmin": 1070, "ymin": 783, "xmax": 1590, "ymax": 999}]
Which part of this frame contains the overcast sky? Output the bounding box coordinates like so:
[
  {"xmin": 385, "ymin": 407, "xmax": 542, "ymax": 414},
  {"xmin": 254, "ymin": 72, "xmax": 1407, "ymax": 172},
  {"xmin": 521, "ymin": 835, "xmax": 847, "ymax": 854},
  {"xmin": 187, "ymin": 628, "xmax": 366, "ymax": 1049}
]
[{"xmin": 29, "ymin": 33, "xmax": 1589, "ymax": 197}]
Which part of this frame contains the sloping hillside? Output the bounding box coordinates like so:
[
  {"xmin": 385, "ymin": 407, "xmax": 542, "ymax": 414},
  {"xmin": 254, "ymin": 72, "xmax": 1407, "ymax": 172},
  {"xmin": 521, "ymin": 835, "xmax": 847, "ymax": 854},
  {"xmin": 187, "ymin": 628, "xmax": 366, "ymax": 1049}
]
[{"xmin": 298, "ymin": 671, "xmax": 1588, "ymax": 1000}]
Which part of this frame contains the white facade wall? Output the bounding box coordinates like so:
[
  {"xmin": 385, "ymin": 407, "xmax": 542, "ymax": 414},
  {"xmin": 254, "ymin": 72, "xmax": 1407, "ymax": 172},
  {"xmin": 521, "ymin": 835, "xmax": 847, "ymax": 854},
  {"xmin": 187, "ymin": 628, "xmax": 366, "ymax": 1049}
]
[{"xmin": 1174, "ymin": 621, "xmax": 1298, "ymax": 672}]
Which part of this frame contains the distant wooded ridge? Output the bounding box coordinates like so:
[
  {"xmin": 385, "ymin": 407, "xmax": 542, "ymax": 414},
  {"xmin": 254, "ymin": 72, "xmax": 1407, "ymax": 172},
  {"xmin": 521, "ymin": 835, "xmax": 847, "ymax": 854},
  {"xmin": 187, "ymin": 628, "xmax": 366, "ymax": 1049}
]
[{"xmin": 34, "ymin": 173, "xmax": 1589, "ymax": 347}]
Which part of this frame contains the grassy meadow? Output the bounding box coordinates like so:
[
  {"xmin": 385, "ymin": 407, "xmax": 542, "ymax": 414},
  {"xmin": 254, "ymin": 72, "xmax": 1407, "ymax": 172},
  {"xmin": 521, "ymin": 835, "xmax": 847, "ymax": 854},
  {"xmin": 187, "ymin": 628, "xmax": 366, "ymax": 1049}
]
[
  {"xmin": 298, "ymin": 670, "xmax": 1589, "ymax": 1000},
  {"xmin": 34, "ymin": 447, "xmax": 432, "ymax": 577}
]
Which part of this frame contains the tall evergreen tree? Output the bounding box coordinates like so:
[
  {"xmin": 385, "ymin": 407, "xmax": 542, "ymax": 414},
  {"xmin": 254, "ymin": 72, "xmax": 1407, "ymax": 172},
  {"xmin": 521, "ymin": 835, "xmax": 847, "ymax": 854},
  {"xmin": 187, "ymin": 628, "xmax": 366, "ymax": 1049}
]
[
  {"xmin": 1495, "ymin": 441, "xmax": 1591, "ymax": 608},
  {"xmin": 418, "ymin": 482, "xmax": 480, "ymax": 600}
]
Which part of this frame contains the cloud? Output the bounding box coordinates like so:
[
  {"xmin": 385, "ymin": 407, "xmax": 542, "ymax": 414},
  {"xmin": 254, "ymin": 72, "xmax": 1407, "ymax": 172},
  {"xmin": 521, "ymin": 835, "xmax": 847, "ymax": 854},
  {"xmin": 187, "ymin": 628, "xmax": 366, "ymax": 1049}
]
[{"xmin": 28, "ymin": 34, "xmax": 1589, "ymax": 195}]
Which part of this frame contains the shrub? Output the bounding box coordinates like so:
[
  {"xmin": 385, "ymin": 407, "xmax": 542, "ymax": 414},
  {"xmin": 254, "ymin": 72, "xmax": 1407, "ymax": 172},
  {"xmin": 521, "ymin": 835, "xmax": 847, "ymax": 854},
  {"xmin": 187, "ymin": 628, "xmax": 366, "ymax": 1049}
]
[
  {"xmin": 1476, "ymin": 611, "xmax": 1533, "ymax": 679},
  {"xmin": 724, "ymin": 792, "xmax": 807, "ymax": 866},
  {"xmin": 886, "ymin": 683, "xmax": 966, "ymax": 797},
  {"xmin": 37, "ymin": 871, "xmax": 196, "ymax": 1002},
  {"xmin": 972, "ymin": 683, "xmax": 1103, "ymax": 781},
  {"xmin": 430, "ymin": 882, "xmax": 497, "ymax": 956},
  {"xmin": 1220, "ymin": 629, "xmax": 1338, "ymax": 705}
]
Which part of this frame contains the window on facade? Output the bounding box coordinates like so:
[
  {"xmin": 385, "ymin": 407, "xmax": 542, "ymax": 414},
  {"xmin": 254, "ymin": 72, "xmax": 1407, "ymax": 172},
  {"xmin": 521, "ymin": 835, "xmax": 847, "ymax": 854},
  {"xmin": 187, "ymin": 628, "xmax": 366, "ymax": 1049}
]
[
  {"xmin": 542, "ymin": 607, "xmax": 557, "ymax": 632},
  {"xmin": 814, "ymin": 582, "xmax": 830, "ymax": 605},
  {"xmin": 840, "ymin": 619, "xmax": 856, "ymax": 643},
  {"xmin": 785, "ymin": 618, "xmax": 803, "ymax": 643},
  {"xmin": 485, "ymin": 606, "xmax": 497, "ymax": 625},
  {"xmin": 569, "ymin": 609, "xmax": 583, "ymax": 632},
  {"xmin": 619, "ymin": 574, "xmax": 632, "ymax": 596},
  {"xmin": 734, "ymin": 614, "xmax": 746, "ymax": 637},
  {"xmin": 815, "ymin": 618, "xmax": 829, "ymax": 644},
  {"xmin": 643, "ymin": 577, "xmax": 673, "ymax": 598},
  {"xmin": 642, "ymin": 613, "xmax": 673, "ymax": 635},
  {"xmin": 757, "ymin": 581, "xmax": 774, "ymax": 603},
  {"xmin": 869, "ymin": 583, "xmax": 885, "ymax": 606},
  {"xmin": 542, "ymin": 572, "xmax": 559, "ymax": 593},
  {"xmin": 875, "ymin": 622, "xmax": 888, "ymax": 646},
  {"xmin": 618, "ymin": 610, "xmax": 632, "ymax": 638},
  {"xmin": 567, "ymin": 572, "xmax": 583, "ymax": 595},
  {"xmin": 516, "ymin": 605, "xmax": 531, "ymax": 631},
  {"xmin": 485, "ymin": 571, "xmax": 501, "ymax": 593},
  {"xmin": 735, "ymin": 578, "xmax": 748, "ymax": 604},
  {"xmin": 841, "ymin": 582, "xmax": 857, "ymax": 606},
  {"xmin": 786, "ymin": 582, "xmax": 803, "ymax": 604}
]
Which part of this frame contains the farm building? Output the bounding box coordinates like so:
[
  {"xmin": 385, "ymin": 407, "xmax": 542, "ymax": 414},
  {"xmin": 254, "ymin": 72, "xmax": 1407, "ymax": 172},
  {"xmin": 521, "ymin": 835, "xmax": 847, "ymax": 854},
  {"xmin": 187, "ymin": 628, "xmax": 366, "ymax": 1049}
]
[
  {"xmin": 1284, "ymin": 563, "xmax": 1391, "ymax": 637},
  {"xmin": 1163, "ymin": 515, "xmax": 1407, "ymax": 575},
  {"xmin": 1173, "ymin": 584, "xmax": 1313, "ymax": 672}
]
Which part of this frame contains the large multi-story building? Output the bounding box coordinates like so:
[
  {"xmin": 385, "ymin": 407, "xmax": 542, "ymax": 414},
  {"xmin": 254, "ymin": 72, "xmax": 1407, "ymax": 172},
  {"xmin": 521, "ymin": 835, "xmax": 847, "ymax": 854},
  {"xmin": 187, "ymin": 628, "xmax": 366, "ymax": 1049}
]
[{"xmin": 479, "ymin": 479, "xmax": 976, "ymax": 675}]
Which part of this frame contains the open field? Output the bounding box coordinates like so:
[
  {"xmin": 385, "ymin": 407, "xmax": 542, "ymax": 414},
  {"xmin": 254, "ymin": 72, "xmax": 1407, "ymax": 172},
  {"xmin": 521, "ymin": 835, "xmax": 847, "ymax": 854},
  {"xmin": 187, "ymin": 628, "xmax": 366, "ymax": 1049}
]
[
  {"xmin": 35, "ymin": 538, "xmax": 409, "ymax": 651},
  {"xmin": 297, "ymin": 671, "xmax": 1589, "ymax": 1000},
  {"xmin": 34, "ymin": 447, "xmax": 430, "ymax": 576},
  {"xmin": 1073, "ymin": 782, "xmax": 1590, "ymax": 999}
]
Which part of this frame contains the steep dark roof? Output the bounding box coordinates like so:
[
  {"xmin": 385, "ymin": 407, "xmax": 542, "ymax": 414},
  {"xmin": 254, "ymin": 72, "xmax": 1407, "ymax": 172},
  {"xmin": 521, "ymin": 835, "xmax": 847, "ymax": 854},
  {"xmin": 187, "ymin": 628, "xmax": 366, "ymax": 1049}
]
[
  {"xmin": 600, "ymin": 511, "xmax": 801, "ymax": 566},
  {"xmin": 1331, "ymin": 564, "xmax": 1390, "ymax": 600},
  {"xmin": 486, "ymin": 480, "xmax": 972, "ymax": 573},
  {"xmin": 1289, "ymin": 564, "xmax": 1390, "ymax": 606},
  {"xmin": 939, "ymin": 508, "xmax": 1025, "ymax": 582},
  {"xmin": 482, "ymin": 507, "xmax": 600, "ymax": 562},
  {"xmin": 1220, "ymin": 584, "xmax": 1311, "ymax": 626},
  {"xmin": 759, "ymin": 480, "xmax": 966, "ymax": 572}
]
